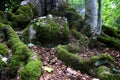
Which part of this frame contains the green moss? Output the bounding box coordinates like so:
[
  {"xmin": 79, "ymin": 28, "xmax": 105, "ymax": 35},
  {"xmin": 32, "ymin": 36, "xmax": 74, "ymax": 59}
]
[
  {"xmin": 9, "ymin": 55, "xmax": 25, "ymax": 77},
  {"xmin": 102, "ymin": 25, "xmax": 120, "ymax": 39},
  {"xmin": 90, "ymin": 54, "xmax": 115, "ymax": 68},
  {"xmin": 0, "ymin": 58, "xmax": 6, "ymax": 76},
  {"xmin": 51, "ymin": 3, "xmax": 83, "ymax": 30},
  {"xmin": 19, "ymin": 60, "xmax": 42, "ymax": 80},
  {"xmin": 22, "ymin": 16, "xmax": 69, "ymax": 47},
  {"xmin": 56, "ymin": 45, "xmax": 117, "ymax": 74},
  {"xmin": 8, "ymin": 4, "xmax": 37, "ymax": 28},
  {"xmin": 72, "ymin": 29, "xmax": 84, "ymax": 40},
  {"xmin": 0, "ymin": 58, "xmax": 6, "ymax": 68},
  {"xmin": 0, "ymin": 23, "xmax": 42, "ymax": 78},
  {"xmin": 66, "ymin": 44, "xmax": 80, "ymax": 53},
  {"xmin": 0, "ymin": 11, "xmax": 9, "ymax": 24},
  {"xmin": 91, "ymin": 54, "xmax": 114, "ymax": 63},
  {"xmin": 98, "ymin": 32, "xmax": 120, "ymax": 50},
  {"xmin": 56, "ymin": 45, "xmax": 92, "ymax": 73},
  {"xmin": 98, "ymin": 26, "xmax": 120, "ymax": 50},
  {"xmin": 0, "ymin": 43, "xmax": 8, "ymax": 56},
  {"xmin": 35, "ymin": 20, "xmax": 60, "ymax": 43},
  {"xmin": 97, "ymin": 66, "xmax": 120, "ymax": 80}
]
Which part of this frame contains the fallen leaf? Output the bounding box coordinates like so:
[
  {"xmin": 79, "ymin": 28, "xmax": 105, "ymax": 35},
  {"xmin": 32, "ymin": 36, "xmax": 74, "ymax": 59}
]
[{"xmin": 43, "ymin": 66, "xmax": 54, "ymax": 73}]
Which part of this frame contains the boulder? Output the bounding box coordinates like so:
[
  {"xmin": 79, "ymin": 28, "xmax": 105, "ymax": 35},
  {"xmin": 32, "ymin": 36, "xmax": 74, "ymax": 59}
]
[{"xmin": 22, "ymin": 14, "xmax": 69, "ymax": 47}]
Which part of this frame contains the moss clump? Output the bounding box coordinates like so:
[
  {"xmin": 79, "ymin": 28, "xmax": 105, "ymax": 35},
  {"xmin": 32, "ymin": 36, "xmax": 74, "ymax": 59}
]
[
  {"xmin": 90, "ymin": 54, "xmax": 115, "ymax": 68},
  {"xmin": 97, "ymin": 25, "xmax": 120, "ymax": 50},
  {"xmin": 98, "ymin": 32, "xmax": 120, "ymax": 50},
  {"xmin": 0, "ymin": 23, "xmax": 42, "ymax": 78},
  {"xmin": 22, "ymin": 15, "xmax": 69, "ymax": 47},
  {"xmin": 102, "ymin": 25, "xmax": 120, "ymax": 39},
  {"xmin": 66, "ymin": 44, "xmax": 80, "ymax": 53},
  {"xmin": 56, "ymin": 45, "xmax": 92, "ymax": 73},
  {"xmin": 8, "ymin": 4, "xmax": 37, "ymax": 28},
  {"xmin": 72, "ymin": 29, "xmax": 85, "ymax": 43},
  {"xmin": 19, "ymin": 60, "xmax": 42, "ymax": 80},
  {"xmin": 0, "ymin": 43, "xmax": 8, "ymax": 56},
  {"xmin": 9, "ymin": 55, "xmax": 25, "ymax": 77},
  {"xmin": 91, "ymin": 54, "xmax": 114, "ymax": 63},
  {"xmin": 51, "ymin": 3, "xmax": 83, "ymax": 30},
  {"xmin": 97, "ymin": 66, "xmax": 120, "ymax": 80},
  {"xmin": 0, "ymin": 11, "xmax": 9, "ymax": 24}
]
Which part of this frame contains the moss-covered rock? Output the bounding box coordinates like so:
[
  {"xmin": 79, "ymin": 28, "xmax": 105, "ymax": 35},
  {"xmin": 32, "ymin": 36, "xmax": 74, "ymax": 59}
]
[
  {"xmin": 51, "ymin": 3, "xmax": 84, "ymax": 30},
  {"xmin": 8, "ymin": 4, "xmax": 37, "ymax": 28},
  {"xmin": 22, "ymin": 15, "xmax": 69, "ymax": 47},
  {"xmin": 97, "ymin": 66, "xmax": 120, "ymax": 80},
  {"xmin": 0, "ymin": 43, "xmax": 8, "ymax": 56},
  {"xmin": 19, "ymin": 60, "xmax": 42, "ymax": 80}
]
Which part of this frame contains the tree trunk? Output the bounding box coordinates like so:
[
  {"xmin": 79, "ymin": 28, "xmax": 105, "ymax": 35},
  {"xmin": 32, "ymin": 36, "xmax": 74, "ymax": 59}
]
[
  {"xmin": 25, "ymin": 0, "xmax": 66, "ymax": 16},
  {"xmin": 96, "ymin": 0, "xmax": 102, "ymax": 35},
  {"xmin": 84, "ymin": 0, "xmax": 97, "ymax": 37}
]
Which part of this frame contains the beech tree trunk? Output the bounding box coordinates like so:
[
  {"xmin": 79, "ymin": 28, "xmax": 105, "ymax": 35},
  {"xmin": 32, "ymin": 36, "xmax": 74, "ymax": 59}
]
[
  {"xmin": 96, "ymin": 0, "xmax": 102, "ymax": 35},
  {"xmin": 84, "ymin": 0, "xmax": 97, "ymax": 36},
  {"xmin": 25, "ymin": 0, "xmax": 66, "ymax": 16}
]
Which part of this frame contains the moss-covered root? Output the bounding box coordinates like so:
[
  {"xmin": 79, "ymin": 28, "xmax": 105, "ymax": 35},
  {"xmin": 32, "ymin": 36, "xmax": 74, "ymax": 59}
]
[
  {"xmin": 97, "ymin": 66, "xmax": 120, "ymax": 80},
  {"xmin": 19, "ymin": 60, "xmax": 42, "ymax": 80},
  {"xmin": 8, "ymin": 3, "xmax": 37, "ymax": 28},
  {"xmin": 19, "ymin": 53, "xmax": 42, "ymax": 80},
  {"xmin": 102, "ymin": 25, "xmax": 120, "ymax": 39},
  {"xmin": 90, "ymin": 53, "xmax": 115, "ymax": 68},
  {"xmin": 0, "ymin": 23, "xmax": 42, "ymax": 79},
  {"xmin": 56, "ymin": 45, "xmax": 115, "ymax": 74},
  {"xmin": 56, "ymin": 45, "xmax": 92, "ymax": 73},
  {"xmin": 98, "ymin": 32, "xmax": 120, "ymax": 50}
]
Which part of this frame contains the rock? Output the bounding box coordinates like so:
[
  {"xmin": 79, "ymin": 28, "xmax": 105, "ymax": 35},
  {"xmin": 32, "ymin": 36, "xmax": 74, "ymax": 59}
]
[
  {"xmin": 92, "ymin": 78, "xmax": 100, "ymax": 80},
  {"xmin": 22, "ymin": 14, "xmax": 69, "ymax": 47},
  {"xmin": 67, "ymin": 67, "xmax": 77, "ymax": 75}
]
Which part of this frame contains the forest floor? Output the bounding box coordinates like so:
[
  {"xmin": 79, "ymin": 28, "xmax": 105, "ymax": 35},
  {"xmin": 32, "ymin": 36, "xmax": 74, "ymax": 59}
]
[
  {"xmin": 4, "ymin": 30, "xmax": 119, "ymax": 80},
  {"xmin": 28, "ymin": 45, "xmax": 120, "ymax": 80}
]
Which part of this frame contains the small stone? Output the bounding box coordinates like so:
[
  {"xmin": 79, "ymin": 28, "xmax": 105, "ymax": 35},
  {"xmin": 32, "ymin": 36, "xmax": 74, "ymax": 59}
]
[
  {"xmin": 67, "ymin": 68, "xmax": 77, "ymax": 75},
  {"xmin": 20, "ymin": 1, "xmax": 28, "ymax": 5},
  {"xmin": 92, "ymin": 78, "xmax": 100, "ymax": 80},
  {"xmin": 28, "ymin": 43, "xmax": 34, "ymax": 47}
]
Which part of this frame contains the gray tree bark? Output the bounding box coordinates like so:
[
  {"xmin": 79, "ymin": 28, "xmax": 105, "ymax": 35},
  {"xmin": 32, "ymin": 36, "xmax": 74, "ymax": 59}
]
[
  {"xmin": 85, "ymin": 0, "xmax": 102, "ymax": 48},
  {"xmin": 96, "ymin": 0, "xmax": 102, "ymax": 35},
  {"xmin": 84, "ymin": 0, "xmax": 97, "ymax": 36},
  {"xmin": 25, "ymin": 0, "xmax": 66, "ymax": 16}
]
